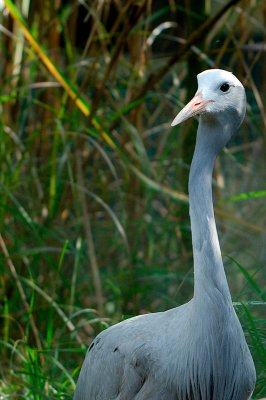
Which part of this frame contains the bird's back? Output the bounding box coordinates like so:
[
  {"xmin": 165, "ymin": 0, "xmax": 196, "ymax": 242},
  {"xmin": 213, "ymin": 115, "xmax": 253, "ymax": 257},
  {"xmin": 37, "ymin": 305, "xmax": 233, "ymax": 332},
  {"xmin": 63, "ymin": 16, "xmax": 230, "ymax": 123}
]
[
  {"xmin": 74, "ymin": 299, "xmax": 255, "ymax": 400},
  {"xmin": 74, "ymin": 308, "xmax": 181, "ymax": 400}
]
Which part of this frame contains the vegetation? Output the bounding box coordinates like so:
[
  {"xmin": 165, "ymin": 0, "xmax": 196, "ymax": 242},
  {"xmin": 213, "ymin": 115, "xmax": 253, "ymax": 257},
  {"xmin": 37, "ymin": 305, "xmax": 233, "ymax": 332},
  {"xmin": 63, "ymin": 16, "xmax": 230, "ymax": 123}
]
[{"xmin": 0, "ymin": 0, "xmax": 265, "ymax": 398}]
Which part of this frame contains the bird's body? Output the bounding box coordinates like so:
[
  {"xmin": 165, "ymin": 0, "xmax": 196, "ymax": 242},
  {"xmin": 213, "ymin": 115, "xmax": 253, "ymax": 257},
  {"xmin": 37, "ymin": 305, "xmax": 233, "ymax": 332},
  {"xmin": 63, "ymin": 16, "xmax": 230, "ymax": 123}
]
[
  {"xmin": 75, "ymin": 301, "xmax": 254, "ymax": 399},
  {"xmin": 75, "ymin": 69, "xmax": 256, "ymax": 400}
]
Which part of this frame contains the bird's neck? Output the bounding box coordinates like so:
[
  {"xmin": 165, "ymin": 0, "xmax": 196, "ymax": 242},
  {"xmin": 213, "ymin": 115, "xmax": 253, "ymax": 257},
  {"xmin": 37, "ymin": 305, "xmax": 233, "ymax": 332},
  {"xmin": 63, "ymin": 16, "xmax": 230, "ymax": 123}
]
[{"xmin": 189, "ymin": 119, "xmax": 232, "ymax": 304}]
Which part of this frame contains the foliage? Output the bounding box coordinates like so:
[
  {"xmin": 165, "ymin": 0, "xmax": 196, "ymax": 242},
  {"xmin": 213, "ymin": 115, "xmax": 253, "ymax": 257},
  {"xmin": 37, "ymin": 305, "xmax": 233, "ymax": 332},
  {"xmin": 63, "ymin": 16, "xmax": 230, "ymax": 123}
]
[{"xmin": 0, "ymin": 0, "xmax": 265, "ymax": 397}]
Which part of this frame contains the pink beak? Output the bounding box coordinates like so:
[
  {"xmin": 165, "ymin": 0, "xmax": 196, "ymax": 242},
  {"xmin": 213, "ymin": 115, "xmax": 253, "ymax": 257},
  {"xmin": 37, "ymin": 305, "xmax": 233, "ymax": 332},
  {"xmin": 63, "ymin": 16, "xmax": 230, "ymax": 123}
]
[{"xmin": 171, "ymin": 92, "xmax": 213, "ymax": 126}]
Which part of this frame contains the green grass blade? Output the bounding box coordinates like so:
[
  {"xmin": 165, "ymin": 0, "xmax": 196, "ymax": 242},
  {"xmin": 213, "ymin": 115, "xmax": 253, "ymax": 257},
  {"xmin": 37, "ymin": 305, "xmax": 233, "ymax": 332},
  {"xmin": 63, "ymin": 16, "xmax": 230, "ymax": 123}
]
[
  {"xmin": 229, "ymin": 256, "xmax": 266, "ymax": 301},
  {"xmin": 4, "ymin": 0, "xmax": 119, "ymax": 153},
  {"xmin": 224, "ymin": 190, "xmax": 266, "ymax": 203}
]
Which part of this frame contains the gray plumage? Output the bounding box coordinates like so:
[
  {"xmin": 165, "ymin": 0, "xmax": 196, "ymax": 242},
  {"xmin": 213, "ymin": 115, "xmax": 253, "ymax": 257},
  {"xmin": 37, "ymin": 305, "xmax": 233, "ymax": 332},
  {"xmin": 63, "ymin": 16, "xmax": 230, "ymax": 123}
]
[{"xmin": 74, "ymin": 69, "xmax": 256, "ymax": 400}]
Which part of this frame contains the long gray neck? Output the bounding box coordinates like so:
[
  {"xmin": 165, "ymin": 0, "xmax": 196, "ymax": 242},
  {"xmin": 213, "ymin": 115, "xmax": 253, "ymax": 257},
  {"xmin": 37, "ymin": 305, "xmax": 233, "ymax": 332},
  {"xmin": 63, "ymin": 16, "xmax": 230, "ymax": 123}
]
[{"xmin": 189, "ymin": 118, "xmax": 232, "ymax": 303}]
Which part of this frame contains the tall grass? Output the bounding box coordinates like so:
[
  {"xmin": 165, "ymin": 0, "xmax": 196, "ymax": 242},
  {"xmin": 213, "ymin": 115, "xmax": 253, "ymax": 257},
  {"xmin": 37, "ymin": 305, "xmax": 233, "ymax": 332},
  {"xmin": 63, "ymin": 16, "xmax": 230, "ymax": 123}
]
[{"xmin": 0, "ymin": 0, "xmax": 265, "ymax": 398}]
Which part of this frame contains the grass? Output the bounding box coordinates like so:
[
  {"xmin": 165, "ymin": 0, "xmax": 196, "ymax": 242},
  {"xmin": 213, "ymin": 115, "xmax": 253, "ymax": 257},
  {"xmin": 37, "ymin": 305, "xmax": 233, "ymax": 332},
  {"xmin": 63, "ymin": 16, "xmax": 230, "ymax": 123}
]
[{"xmin": 0, "ymin": 0, "xmax": 266, "ymax": 398}]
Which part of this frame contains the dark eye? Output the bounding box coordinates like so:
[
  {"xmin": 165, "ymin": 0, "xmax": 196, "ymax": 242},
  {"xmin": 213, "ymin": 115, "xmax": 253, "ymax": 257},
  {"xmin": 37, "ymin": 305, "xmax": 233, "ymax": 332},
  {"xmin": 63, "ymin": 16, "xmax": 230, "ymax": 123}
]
[{"xmin": 220, "ymin": 83, "xmax": 230, "ymax": 92}]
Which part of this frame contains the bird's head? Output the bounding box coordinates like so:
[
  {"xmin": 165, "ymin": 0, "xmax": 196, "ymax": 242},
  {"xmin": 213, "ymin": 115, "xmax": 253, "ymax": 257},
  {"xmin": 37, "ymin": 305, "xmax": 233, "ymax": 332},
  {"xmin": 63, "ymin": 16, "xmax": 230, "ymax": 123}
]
[{"xmin": 171, "ymin": 69, "xmax": 246, "ymax": 132}]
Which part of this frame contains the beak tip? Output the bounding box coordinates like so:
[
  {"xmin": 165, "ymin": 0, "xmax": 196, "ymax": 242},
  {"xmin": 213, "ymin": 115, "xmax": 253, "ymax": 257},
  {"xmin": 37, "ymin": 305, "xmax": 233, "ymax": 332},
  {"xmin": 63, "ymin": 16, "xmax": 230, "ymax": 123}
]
[
  {"xmin": 171, "ymin": 117, "xmax": 179, "ymax": 127},
  {"xmin": 171, "ymin": 92, "xmax": 207, "ymax": 127}
]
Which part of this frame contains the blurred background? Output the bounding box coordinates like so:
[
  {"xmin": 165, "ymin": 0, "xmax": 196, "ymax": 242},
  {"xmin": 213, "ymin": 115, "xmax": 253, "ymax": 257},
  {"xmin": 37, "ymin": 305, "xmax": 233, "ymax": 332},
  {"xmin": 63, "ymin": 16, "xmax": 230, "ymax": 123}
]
[{"xmin": 0, "ymin": 0, "xmax": 265, "ymax": 398}]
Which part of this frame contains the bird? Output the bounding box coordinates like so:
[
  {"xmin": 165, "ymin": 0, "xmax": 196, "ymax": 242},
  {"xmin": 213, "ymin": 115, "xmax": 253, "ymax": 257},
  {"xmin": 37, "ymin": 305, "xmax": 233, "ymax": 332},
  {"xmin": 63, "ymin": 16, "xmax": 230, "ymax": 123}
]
[{"xmin": 74, "ymin": 69, "xmax": 256, "ymax": 400}]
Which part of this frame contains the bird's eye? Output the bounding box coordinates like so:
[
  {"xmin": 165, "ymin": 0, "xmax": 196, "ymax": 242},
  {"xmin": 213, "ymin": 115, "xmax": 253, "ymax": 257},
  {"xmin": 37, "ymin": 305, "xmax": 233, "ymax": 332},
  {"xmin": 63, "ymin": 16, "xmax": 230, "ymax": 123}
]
[{"xmin": 220, "ymin": 83, "xmax": 230, "ymax": 92}]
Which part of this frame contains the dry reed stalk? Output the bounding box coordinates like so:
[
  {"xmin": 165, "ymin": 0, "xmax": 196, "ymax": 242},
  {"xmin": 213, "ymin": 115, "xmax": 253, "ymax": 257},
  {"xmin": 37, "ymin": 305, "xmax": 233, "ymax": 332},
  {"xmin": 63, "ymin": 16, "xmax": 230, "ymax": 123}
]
[
  {"xmin": 134, "ymin": 0, "xmax": 241, "ymax": 101},
  {"xmin": 0, "ymin": 233, "xmax": 44, "ymax": 364},
  {"xmin": 76, "ymin": 151, "xmax": 104, "ymax": 315}
]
